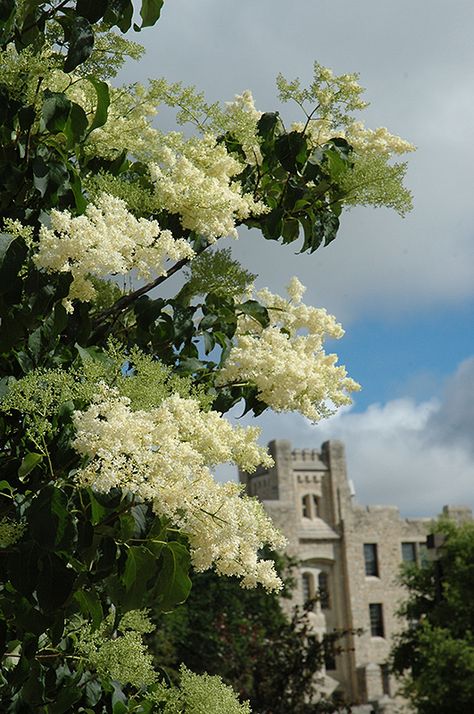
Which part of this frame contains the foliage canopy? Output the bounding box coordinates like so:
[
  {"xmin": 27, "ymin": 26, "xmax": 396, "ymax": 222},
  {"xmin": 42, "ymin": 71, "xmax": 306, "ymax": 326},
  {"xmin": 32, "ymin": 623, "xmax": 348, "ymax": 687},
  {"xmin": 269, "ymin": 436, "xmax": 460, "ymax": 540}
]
[
  {"xmin": 0, "ymin": 1, "xmax": 414, "ymax": 711},
  {"xmin": 390, "ymin": 519, "xmax": 474, "ymax": 714}
]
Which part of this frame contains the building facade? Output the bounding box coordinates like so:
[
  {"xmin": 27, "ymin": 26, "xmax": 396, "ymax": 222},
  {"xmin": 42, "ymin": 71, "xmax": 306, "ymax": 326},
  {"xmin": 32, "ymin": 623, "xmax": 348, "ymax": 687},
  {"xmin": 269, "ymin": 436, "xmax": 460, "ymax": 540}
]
[{"xmin": 239, "ymin": 439, "xmax": 472, "ymax": 713}]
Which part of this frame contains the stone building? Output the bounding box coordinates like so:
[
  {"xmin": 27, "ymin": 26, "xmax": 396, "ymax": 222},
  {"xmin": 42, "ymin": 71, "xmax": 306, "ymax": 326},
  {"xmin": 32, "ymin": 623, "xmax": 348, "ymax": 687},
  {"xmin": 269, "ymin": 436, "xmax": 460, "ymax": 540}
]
[{"xmin": 239, "ymin": 439, "xmax": 472, "ymax": 713}]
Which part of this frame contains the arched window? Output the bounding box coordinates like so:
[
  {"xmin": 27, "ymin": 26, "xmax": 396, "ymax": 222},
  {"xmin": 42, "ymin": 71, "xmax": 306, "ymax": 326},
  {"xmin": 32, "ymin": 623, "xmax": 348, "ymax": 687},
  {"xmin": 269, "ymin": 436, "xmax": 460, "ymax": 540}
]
[
  {"xmin": 302, "ymin": 572, "xmax": 314, "ymax": 601},
  {"xmin": 312, "ymin": 494, "xmax": 320, "ymax": 518},
  {"xmin": 302, "ymin": 494, "xmax": 321, "ymax": 519},
  {"xmin": 302, "ymin": 494, "xmax": 311, "ymax": 518},
  {"xmin": 318, "ymin": 572, "xmax": 330, "ymax": 609}
]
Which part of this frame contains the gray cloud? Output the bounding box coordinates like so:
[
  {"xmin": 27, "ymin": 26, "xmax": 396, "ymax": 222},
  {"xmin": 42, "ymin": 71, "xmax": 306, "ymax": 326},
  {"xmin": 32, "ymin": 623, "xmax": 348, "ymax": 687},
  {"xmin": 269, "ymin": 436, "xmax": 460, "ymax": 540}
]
[
  {"xmin": 119, "ymin": 4, "xmax": 474, "ymax": 517},
  {"xmin": 117, "ymin": 0, "xmax": 474, "ymax": 323},
  {"xmin": 425, "ymin": 356, "xmax": 474, "ymax": 455}
]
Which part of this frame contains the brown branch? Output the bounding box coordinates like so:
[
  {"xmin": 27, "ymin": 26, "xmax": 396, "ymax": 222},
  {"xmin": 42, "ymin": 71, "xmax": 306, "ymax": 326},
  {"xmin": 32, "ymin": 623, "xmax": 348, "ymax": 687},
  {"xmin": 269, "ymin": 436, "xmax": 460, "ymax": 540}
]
[{"xmin": 89, "ymin": 237, "xmax": 215, "ymax": 344}]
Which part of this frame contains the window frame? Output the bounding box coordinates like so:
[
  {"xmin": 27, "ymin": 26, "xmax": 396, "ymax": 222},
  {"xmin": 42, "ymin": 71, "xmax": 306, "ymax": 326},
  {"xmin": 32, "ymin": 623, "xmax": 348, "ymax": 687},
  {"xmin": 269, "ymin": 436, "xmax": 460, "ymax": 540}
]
[
  {"xmin": 364, "ymin": 543, "xmax": 379, "ymax": 577},
  {"xmin": 401, "ymin": 541, "xmax": 417, "ymax": 563},
  {"xmin": 301, "ymin": 571, "xmax": 314, "ymax": 601},
  {"xmin": 369, "ymin": 603, "xmax": 385, "ymax": 638}
]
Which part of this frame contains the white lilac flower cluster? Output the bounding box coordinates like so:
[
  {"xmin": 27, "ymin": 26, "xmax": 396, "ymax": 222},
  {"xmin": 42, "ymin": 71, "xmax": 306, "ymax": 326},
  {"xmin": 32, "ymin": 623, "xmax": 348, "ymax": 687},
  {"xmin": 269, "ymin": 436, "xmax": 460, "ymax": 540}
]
[
  {"xmin": 291, "ymin": 118, "xmax": 415, "ymax": 158},
  {"xmin": 221, "ymin": 90, "xmax": 263, "ymax": 165},
  {"xmin": 86, "ymin": 83, "xmax": 161, "ymax": 162},
  {"xmin": 216, "ymin": 277, "xmax": 360, "ymax": 421},
  {"xmin": 345, "ymin": 121, "xmax": 415, "ymax": 157},
  {"xmin": 149, "ymin": 133, "xmax": 268, "ymax": 241},
  {"xmin": 72, "ymin": 387, "xmax": 285, "ymax": 591},
  {"xmin": 33, "ymin": 193, "xmax": 194, "ymax": 310}
]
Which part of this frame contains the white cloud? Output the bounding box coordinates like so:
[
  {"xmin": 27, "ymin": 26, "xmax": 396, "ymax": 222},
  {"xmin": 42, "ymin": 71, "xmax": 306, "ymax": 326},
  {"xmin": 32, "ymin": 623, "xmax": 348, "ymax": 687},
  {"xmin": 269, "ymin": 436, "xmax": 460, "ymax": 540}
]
[{"xmin": 215, "ymin": 358, "xmax": 474, "ymax": 518}]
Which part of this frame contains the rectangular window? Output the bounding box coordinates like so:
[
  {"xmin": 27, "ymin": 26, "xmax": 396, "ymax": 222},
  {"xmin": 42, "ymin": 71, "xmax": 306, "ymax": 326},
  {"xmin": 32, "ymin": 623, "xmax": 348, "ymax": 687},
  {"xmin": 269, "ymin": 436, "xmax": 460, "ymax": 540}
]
[
  {"xmin": 369, "ymin": 603, "xmax": 384, "ymax": 637},
  {"xmin": 323, "ymin": 639, "xmax": 336, "ymax": 670},
  {"xmin": 318, "ymin": 572, "xmax": 330, "ymax": 610},
  {"xmin": 381, "ymin": 664, "xmax": 391, "ymax": 695},
  {"xmin": 364, "ymin": 543, "xmax": 379, "ymax": 577},
  {"xmin": 302, "ymin": 572, "xmax": 312, "ymax": 601},
  {"xmin": 401, "ymin": 542, "xmax": 417, "ymax": 563}
]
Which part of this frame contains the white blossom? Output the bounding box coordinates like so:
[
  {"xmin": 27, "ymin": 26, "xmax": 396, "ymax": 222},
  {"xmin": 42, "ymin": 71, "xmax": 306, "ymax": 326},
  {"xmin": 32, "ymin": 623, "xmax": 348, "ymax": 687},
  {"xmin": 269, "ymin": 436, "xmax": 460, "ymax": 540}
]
[
  {"xmin": 222, "ymin": 90, "xmax": 263, "ymax": 164},
  {"xmin": 33, "ymin": 193, "xmax": 194, "ymax": 307},
  {"xmin": 149, "ymin": 133, "xmax": 268, "ymax": 241},
  {"xmin": 72, "ymin": 388, "xmax": 285, "ymax": 592},
  {"xmin": 345, "ymin": 121, "xmax": 416, "ymax": 157},
  {"xmin": 216, "ymin": 279, "xmax": 360, "ymax": 421}
]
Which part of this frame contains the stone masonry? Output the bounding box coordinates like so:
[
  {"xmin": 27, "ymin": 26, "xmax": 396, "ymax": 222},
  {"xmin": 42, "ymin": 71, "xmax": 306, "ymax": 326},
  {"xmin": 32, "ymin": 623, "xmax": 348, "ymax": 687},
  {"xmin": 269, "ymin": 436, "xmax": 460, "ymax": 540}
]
[{"xmin": 239, "ymin": 439, "xmax": 473, "ymax": 712}]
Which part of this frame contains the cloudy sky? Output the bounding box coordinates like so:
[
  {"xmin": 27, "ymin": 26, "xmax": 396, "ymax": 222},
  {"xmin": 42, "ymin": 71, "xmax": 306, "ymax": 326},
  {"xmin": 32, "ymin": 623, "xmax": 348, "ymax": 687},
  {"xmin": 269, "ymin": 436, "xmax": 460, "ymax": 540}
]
[{"xmin": 120, "ymin": 0, "xmax": 474, "ymax": 516}]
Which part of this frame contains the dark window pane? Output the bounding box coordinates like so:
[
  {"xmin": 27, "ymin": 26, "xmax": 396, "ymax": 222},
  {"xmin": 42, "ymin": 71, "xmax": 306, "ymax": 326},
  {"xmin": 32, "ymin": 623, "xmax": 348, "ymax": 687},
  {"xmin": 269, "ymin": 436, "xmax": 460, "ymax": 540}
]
[
  {"xmin": 318, "ymin": 572, "xmax": 330, "ymax": 610},
  {"xmin": 324, "ymin": 640, "xmax": 336, "ymax": 670},
  {"xmin": 302, "ymin": 495, "xmax": 310, "ymax": 518},
  {"xmin": 369, "ymin": 603, "xmax": 384, "ymax": 637},
  {"xmin": 364, "ymin": 543, "xmax": 379, "ymax": 576},
  {"xmin": 401, "ymin": 542, "xmax": 417, "ymax": 562},
  {"xmin": 302, "ymin": 572, "xmax": 312, "ymax": 601}
]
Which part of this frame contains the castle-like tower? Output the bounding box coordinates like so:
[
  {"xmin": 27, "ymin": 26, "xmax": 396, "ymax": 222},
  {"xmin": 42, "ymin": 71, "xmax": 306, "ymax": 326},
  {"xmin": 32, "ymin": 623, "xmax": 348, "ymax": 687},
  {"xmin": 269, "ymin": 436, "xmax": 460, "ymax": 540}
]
[{"xmin": 239, "ymin": 440, "xmax": 472, "ymax": 712}]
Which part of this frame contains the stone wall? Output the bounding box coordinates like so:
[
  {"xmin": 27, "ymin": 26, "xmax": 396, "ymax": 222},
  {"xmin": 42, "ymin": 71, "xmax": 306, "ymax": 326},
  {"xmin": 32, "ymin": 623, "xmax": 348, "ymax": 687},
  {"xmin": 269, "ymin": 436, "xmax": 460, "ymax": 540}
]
[{"xmin": 240, "ymin": 438, "xmax": 472, "ymax": 711}]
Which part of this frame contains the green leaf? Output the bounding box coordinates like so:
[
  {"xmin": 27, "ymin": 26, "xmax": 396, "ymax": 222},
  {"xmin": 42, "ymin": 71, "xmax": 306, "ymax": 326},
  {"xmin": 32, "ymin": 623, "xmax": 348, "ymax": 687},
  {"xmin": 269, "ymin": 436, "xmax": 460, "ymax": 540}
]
[
  {"xmin": 202, "ymin": 331, "xmax": 215, "ymax": 354},
  {"xmin": 282, "ymin": 217, "xmax": 300, "ymax": 244},
  {"xmin": 27, "ymin": 326, "xmax": 42, "ymax": 360},
  {"xmin": 0, "ymin": 479, "xmax": 13, "ymax": 495},
  {"xmin": 87, "ymin": 77, "xmax": 110, "ymax": 133},
  {"xmin": 32, "ymin": 155, "xmax": 70, "ymax": 200},
  {"xmin": 18, "ymin": 452, "xmax": 43, "ymax": 478},
  {"xmin": 36, "ymin": 553, "xmax": 77, "ymax": 611},
  {"xmin": 119, "ymin": 513, "xmax": 136, "ymax": 541},
  {"xmin": 0, "ymin": 233, "xmax": 27, "ymax": 294},
  {"xmin": 8, "ymin": 543, "xmax": 40, "ymax": 597},
  {"xmin": 156, "ymin": 542, "xmax": 192, "ymax": 612},
  {"xmin": 0, "ymin": 232, "xmax": 13, "ymax": 264},
  {"xmin": 76, "ymin": 0, "xmax": 108, "ymax": 23},
  {"xmin": 104, "ymin": 0, "xmax": 134, "ymax": 32},
  {"xmin": 137, "ymin": 0, "xmax": 164, "ymax": 29},
  {"xmin": 69, "ymin": 168, "xmax": 87, "ymax": 213},
  {"xmin": 0, "ymin": 0, "xmax": 15, "ymax": 22},
  {"xmin": 63, "ymin": 16, "xmax": 94, "ymax": 73},
  {"xmin": 20, "ymin": 660, "xmax": 44, "ymax": 705},
  {"xmin": 275, "ymin": 131, "xmax": 308, "ymax": 173},
  {"xmin": 178, "ymin": 356, "xmax": 207, "ymax": 374},
  {"xmin": 257, "ymin": 112, "xmax": 282, "ymax": 140},
  {"xmin": 74, "ymin": 589, "xmax": 103, "ymax": 629},
  {"xmin": 41, "ymin": 91, "xmax": 71, "ymax": 133},
  {"xmin": 264, "ymin": 208, "xmax": 284, "ymax": 241},
  {"xmin": 112, "ymin": 701, "xmax": 129, "ymax": 714},
  {"xmin": 28, "ymin": 486, "xmax": 77, "ymax": 552},
  {"xmin": 324, "ymin": 146, "xmax": 349, "ymax": 181},
  {"xmin": 123, "ymin": 545, "xmax": 155, "ymax": 592},
  {"xmin": 236, "ymin": 300, "xmax": 270, "ymax": 328},
  {"xmin": 199, "ymin": 313, "xmax": 218, "ymax": 330},
  {"xmin": 64, "ymin": 101, "xmax": 89, "ymax": 144},
  {"xmin": 75, "ymin": 343, "xmax": 109, "ymax": 363},
  {"xmin": 84, "ymin": 679, "xmax": 103, "ymax": 707},
  {"xmin": 88, "ymin": 490, "xmax": 107, "ymax": 525},
  {"xmin": 48, "ymin": 684, "xmax": 82, "ymax": 714}
]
